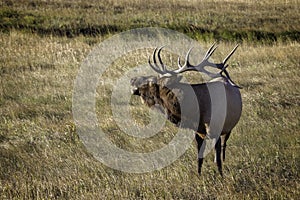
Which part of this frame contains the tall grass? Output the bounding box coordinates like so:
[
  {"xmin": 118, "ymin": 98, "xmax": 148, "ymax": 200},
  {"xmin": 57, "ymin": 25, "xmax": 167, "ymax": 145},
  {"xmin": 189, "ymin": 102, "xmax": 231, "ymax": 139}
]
[
  {"xmin": 0, "ymin": 0, "xmax": 299, "ymax": 42},
  {"xmin": 0, "ymin": 0, "xmax": 299, "ymax": 199}
]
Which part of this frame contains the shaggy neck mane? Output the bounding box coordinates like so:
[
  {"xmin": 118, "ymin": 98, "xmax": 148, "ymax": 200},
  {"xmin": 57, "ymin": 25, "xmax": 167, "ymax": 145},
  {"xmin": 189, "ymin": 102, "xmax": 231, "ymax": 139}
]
[{"xmin": 157, "ymin": 85, "xmax": 181, "ymax": 126}]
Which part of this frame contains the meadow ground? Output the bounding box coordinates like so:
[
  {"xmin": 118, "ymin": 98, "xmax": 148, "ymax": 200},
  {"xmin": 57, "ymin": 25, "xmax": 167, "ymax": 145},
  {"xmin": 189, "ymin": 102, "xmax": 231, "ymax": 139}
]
[{"xmin": 0, "ymin": 0, "xmax": 299, "ymax": 199}]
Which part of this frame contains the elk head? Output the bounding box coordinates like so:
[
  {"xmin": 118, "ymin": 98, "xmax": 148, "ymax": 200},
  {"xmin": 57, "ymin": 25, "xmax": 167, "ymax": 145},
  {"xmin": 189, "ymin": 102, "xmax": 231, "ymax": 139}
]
[{"xmin": 130, "ymin": 74, "xmax": 183, "ymax": 125}]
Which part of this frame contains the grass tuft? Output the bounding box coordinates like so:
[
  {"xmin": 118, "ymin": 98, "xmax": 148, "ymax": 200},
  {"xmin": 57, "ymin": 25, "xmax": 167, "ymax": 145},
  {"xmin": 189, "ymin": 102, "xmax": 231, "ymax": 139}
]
[{"xmin": 0, "ymin": 0, "xmax": 299, "ymax": 199}]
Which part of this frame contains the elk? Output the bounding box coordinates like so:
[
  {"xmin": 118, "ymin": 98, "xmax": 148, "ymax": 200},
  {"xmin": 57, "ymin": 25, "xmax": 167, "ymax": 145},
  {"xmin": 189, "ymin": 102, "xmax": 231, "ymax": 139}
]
[{"xmin": 130, "ymin": 43, "xmax": 242, "ymax": 176}]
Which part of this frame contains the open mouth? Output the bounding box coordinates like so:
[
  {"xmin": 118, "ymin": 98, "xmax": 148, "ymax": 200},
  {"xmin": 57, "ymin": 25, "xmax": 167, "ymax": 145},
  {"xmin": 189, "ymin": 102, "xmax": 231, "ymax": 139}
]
[{"xmin": 131, "ymin": 87, "xmax": 140, "ymax": 95}]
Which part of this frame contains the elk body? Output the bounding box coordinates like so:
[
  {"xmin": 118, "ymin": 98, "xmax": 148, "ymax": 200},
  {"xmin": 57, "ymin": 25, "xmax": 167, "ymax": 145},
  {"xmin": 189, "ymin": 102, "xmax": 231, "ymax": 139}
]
[{"xmin": 130, "ymin": 44, "xmax": 242, "ymax": 176}]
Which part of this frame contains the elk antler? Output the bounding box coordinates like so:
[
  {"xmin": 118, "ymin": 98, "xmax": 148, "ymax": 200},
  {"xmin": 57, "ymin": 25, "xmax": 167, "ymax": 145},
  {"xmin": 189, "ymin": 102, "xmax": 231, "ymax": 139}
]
[
  {"xmin": 148, "ymin": 46, "xmax": 177, "ymax": 76},
  {"xmin": 148, "ymin": 43, "xmax": 241, "ymax": 88}
]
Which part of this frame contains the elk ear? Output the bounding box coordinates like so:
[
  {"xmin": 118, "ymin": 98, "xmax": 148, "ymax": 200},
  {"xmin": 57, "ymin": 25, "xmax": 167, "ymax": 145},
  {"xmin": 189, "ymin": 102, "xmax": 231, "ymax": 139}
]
[
  {"xmin": 148, "ymin": 77, "xmax": 157, "ymax": 86},
  {"xmin": 160, "ymin": 76, "xmax": 182, "ymax": 86}
]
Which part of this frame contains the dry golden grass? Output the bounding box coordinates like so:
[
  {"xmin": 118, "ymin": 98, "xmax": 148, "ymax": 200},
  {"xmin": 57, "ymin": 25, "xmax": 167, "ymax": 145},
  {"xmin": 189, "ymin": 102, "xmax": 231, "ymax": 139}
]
[
  {"xmin": 0, "ymin": 0, "xmax": 299, "ymax": 199},
  {"xmin": 1, "ymin": 30, "xmax": 299, "ymax": 199}
]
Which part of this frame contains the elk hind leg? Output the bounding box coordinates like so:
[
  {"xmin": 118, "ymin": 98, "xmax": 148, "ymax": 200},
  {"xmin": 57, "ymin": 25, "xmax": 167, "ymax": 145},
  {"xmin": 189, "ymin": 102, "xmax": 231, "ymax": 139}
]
[
  {"xmin": 214, "ymin": 137, "xmax": 223, "ymax": 176},
  {"xmin": 221, "ymin": 131, "xmax": 231, "ymax": 161},
  {"xmin": 195, "ymin": 133, "xmax": 204, "ymax": 175}
]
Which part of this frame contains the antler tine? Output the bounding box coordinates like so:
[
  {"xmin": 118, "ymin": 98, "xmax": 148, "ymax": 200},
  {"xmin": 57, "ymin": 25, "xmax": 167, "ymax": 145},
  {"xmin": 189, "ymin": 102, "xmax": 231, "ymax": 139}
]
[
  {"xmin": 222, "ymin": 44, "xmax": 239, "ymax": 65},
  {"xmin": 204, "ymin": 42, "xmax": 218, "ymax": 60},
  {"xmin": 219, "ymin": 44, "xmax": 241, "ymax": 88},
  {"xmin": 177, "ymin": 56, "xmax": 182, "ymax": 68},
  {"xmin": 184, "ymin": 47, "xmax": 193, "ymax": 67},
  {"xmin": 148, "ymin": 47, "xmax": 164, "ymax": 74},
  {"xmin": 148, "ymin": 56, "xmax": 163, "ymax": 74},
  {"xmin": 148, "ymin": 46, "xmax": 176, "ymax": 77},
  {"xmin": 177, "ymin": 47, "xmax": 193, "ymax": 68},
  {"xmin": 175, "ymin": 47, "xmax": 194, "ymax": 73},
  {"xmin": 157, "ymin": 46, "xmax": 166, "ymax": 71},
  {"xmin": 152, "ymin": 47, "xmax": 160, "ymax": 69}
]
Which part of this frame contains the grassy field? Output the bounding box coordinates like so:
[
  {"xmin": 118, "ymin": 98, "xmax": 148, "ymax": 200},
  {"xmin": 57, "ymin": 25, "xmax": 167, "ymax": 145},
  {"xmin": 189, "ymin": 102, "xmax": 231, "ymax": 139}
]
[{"xmin": 0, "ymin": 0, "xmax": 299, "ymax": 199}]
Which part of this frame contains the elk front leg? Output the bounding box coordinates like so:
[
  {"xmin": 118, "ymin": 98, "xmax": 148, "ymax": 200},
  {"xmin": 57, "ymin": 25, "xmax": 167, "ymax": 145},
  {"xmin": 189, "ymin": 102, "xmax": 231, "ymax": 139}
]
[
  {"xmin": 195, "ymin": 133, "xmax": 204, "ymax": 175},
  {"xmin": 214, "ymin": 137, "xmax": 223, "ymax": 176}
]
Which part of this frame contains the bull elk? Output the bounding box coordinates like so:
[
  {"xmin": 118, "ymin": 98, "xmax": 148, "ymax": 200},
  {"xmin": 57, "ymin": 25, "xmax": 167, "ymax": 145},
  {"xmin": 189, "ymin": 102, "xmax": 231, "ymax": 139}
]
[{"xmin": 130, "ymin": 43, "xmax": 242, "ymax": 176}]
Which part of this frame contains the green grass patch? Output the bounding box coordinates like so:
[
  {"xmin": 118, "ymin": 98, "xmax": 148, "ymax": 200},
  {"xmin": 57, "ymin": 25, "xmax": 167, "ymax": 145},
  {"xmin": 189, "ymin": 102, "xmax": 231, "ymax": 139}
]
[{"xmin": 0, "ymin": 0, "xmax": 299, "ymax": 42}]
